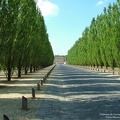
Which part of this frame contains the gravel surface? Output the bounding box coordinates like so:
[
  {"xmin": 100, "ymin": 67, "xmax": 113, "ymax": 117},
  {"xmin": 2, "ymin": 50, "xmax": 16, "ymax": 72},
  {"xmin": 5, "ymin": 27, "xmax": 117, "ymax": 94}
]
[
  {"xmin": 0, "ymin": 65, "xmax": 54, "ymax": 120},
  {"xmin": 0, "ymin": 64, "xmax": 120, "ymax": 120},
  {"xmin": 35, "ymin": 64, "xmax": 120, "ymax": 120}
]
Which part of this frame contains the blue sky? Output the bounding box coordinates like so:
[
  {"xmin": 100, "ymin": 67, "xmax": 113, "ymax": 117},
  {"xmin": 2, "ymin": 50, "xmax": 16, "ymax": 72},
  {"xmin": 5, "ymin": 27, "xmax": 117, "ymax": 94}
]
[{"xmin": 36, "ymin": 0, "xmax": 117, "ymax": 55}]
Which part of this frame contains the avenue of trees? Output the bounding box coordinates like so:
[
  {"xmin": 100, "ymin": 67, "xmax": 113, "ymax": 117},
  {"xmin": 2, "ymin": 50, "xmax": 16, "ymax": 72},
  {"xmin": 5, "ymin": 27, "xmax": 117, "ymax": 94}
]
[
  {"xmin": 67, "ymin": 0, "xmax": 120, "ymax": 69},
  {"xmin": 0, "ymin": 0, "xmax": 54, "ymax": 81}
]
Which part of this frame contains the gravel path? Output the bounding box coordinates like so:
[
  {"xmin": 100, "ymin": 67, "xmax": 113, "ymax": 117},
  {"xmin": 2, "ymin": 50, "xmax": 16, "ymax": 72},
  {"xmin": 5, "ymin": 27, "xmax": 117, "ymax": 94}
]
[
  {"xmin": 0, "ymin": 65, "xmax": 54, "ymax": 120},
  {"xmin": 35, "ymin": 64, "xmax": 120, "ymax": 120}
]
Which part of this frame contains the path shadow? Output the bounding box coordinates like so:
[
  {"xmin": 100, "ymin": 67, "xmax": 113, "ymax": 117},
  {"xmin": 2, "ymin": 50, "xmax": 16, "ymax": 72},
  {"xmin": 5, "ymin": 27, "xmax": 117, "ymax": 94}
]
[{"xmin": 36, "ymin": 64, "xmax": 120, "ymax": 119}]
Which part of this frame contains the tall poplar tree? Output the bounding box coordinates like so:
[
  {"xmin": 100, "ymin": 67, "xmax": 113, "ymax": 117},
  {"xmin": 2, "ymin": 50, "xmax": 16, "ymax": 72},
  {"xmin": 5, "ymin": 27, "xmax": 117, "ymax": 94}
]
[
  {"xmin": 0, "ymin": 0, "xmax": 54, "ymax": 81},
  {"xmin": 67, "ymin": 1, "xmax": 120, "ymax": 69},
  {"xmin": 0, "ymin": 0, "xmax": 20, "ymax": 81}
]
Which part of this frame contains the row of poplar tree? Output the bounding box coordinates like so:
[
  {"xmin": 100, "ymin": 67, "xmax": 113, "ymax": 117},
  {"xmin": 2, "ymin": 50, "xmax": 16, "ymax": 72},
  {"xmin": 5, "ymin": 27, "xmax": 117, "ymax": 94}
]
[
  {"xmin": 0, "ymin": 0, "xmax": 54, "ymax": 81},
  {"xmin": 67, "ymin": 0, "xmax": 120, "ymax": 69}
]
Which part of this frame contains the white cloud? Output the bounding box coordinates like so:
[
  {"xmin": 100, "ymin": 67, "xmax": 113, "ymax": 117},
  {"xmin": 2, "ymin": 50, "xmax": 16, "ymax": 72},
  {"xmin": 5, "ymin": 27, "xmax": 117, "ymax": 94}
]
[
  {"xmin": 96, "ymin": 0, "xmax": 104, "ymax": 6},
  {"xmin": 36, "ymin": 0, "xmax": 59, "ymax": 17}
]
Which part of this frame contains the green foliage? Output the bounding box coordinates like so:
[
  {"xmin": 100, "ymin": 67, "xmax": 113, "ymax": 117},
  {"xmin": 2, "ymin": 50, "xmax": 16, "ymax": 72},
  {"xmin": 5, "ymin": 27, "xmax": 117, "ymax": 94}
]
[
  {"xmin": 67, "ymin": 1, "xmax": 120, "ymax": 68},
  {"xmin": 0, "ymin": 0, "xmax": 54, "ymax": 80}
]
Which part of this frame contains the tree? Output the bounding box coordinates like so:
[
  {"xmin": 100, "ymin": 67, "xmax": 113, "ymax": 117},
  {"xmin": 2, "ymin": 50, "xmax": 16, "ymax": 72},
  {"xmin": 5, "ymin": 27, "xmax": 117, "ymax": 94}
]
[
  {"xmin": 0, "ymin": 0, "xmax": 54, "ymax": 81},
  {"xmin": 67, "ymin": 1, "xmax": 120, "ymax": 69},
  {"xmin": 0, "ymin": 0, "xmax": 20, "ymax": 81}
]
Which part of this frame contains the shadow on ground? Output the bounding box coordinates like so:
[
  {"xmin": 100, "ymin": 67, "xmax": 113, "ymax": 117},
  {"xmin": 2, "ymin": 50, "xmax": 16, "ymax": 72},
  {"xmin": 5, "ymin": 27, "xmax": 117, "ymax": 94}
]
[{"xmin": 35, "ymin": 65, "xmax": 120, "ymax": 120}]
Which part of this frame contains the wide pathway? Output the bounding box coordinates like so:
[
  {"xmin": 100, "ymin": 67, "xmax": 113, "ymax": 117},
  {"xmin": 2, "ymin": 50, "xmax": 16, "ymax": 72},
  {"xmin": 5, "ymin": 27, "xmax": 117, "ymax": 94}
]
[{"xmin": 36, "ymin": 64, "xmax": 120, "ymax": 120}]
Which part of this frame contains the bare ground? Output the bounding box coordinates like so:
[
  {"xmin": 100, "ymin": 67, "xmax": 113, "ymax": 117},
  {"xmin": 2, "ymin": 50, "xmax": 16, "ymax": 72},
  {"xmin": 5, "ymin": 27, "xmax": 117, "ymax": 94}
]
[
  {"xmin": 35, "ymin": 65, "xmax": 120, "ymax": 120},
  {"xmin": 0, "ymin": 64, "xmax": 120, "ymax": 120},
  {"xmin": 0, "ymin": 65, "xmax": 54, "ymax": 120}
]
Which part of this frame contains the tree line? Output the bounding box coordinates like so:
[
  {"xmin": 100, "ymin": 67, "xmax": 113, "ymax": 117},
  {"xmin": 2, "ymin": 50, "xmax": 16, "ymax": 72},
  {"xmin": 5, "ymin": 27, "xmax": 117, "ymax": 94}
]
[
  {"xmin": 0, "ymin": 0, "xmax": 54, "ymax": 81},
  {"xmin": 67, "ymin": 0, "xmax": 120, "ymax": 69}
]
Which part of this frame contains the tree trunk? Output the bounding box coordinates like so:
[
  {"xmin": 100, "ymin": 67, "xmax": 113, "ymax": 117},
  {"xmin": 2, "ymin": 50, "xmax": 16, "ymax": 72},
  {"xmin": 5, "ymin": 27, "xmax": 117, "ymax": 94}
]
[
  {"xmin": 30, "ymin": 64, "xmax": 32, "ymax": 73},
  {"xmin": 25, "ymin": 66, "xmax": 28, "ymax": 75},
  {"xmin": 18, "ymin": 67, "xmax": 21, "ymax": 77},
  {"xmin": 18, "ymin": 60, "xmax": 22, "ymax": 77},
  {"xmin": 7, "ymin": 61, "xmax": 11, "ymax": 81},
  {"xmin": 33, "ymin": 66, "xmax": 35, "ymax": 72},
  {"xmin": 35, "ymin": 67, "xmax": 37, "ymax": 71},
  {"xmin": 8, "ymin": 69, "xmax": 11, "ymax": 81}
]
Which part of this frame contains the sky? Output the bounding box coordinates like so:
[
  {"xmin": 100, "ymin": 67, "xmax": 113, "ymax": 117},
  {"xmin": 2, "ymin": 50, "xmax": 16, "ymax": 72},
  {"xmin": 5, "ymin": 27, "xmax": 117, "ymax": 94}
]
[{"xmin": 36, "ymin": 0, "xmax": 117, "ymax": 55}]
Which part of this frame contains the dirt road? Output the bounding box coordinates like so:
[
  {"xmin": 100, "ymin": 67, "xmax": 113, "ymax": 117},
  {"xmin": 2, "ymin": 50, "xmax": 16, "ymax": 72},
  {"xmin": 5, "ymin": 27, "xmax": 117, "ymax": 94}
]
[{"xmin": 35, "ymin": 65, "xmax": 120, "ymax": 120}]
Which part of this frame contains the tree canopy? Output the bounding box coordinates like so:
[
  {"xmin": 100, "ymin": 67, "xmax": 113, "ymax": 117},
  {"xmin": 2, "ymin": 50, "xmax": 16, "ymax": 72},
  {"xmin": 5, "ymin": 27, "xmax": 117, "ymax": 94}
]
[
  {"xmin": 67, "ymin": 1, "xmax": 120, "ymax": 69},
  {"xmin": 0, "ymin": 0, "xmax": 54, "ymax": 81}
]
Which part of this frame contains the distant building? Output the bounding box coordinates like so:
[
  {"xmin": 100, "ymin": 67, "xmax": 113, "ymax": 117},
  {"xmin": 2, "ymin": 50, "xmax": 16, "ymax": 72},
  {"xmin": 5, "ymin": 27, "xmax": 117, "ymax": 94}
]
[{"xmin": 54, "ymin": 55, "xmax": 67, "ymax": 64}]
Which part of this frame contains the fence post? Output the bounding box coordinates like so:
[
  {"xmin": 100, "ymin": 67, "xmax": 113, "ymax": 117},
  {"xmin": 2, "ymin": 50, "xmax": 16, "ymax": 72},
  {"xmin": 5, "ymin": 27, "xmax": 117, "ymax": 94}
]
[
  {"xmin": 118, "ymin": 71, "xmax": 120, "ymax": 75},
  {"xmin": 37, "ymin": 83, "xmax": 40, "ymax": 91},
  {"xmin": 32, "ymin": 88, "xmax": 35, "ymax": 98},
  {"xmin": 41, "ymin": 80, "xmax": 43, "ymax": 85},
  {"xmin": 22, "ymin": 96, "xmax": 27, "ymax": 110},
  {"xmin": 43, "ymin": 76, "xmax": 46, "ymax": 82},
  {"xmin": 3, "ymin": 114, "xmax": 9, "ymax": 120}
]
